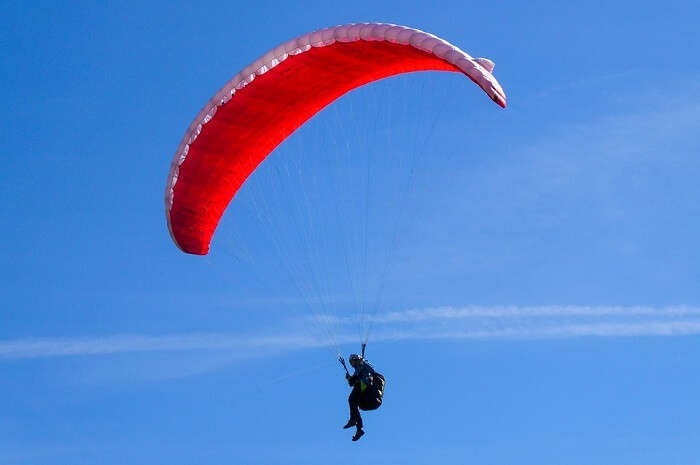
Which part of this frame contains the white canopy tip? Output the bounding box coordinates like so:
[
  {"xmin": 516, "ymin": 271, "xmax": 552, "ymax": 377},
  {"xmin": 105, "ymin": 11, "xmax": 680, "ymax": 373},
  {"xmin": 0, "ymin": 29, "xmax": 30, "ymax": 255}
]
[{"xmin": 474, "ymin": 57, "xmax": 495, "ymax": 73}]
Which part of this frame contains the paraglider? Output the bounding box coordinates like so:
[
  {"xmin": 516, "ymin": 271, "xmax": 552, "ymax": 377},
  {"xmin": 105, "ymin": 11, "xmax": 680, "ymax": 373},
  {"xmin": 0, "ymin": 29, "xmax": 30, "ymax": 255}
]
[
  {"xmin": 165, "ymin": 22, "xmax": 505, "ymax": 440},
  {"xmin": 339, "ymin": 344, "xmax": 385, "ymax": 441}
]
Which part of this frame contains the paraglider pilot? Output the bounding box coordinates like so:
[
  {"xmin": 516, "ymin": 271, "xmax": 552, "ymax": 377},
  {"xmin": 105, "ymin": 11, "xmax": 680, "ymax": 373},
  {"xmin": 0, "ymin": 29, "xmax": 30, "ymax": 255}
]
[{"xmin": 340, "ymin": 345, "xmax": 385, "ymax": 442}]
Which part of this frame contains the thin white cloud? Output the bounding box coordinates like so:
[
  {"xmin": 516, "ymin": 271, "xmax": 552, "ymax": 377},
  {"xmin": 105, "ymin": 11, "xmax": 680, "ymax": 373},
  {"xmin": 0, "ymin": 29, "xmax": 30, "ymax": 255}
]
[
  {"xmin": 369, "ymin": 319, "xmax": 700, "ymax": 341},
  {"xmin": 0, "ymin": 333, "xmax": 320, "ymax": 360},
  {"xmin": 1, "ymin": 306, "xmax": 699, "ymax": 361},
  {"xmin": 316, "ymin": 305, "xmax": 700, "ymax": 324}
]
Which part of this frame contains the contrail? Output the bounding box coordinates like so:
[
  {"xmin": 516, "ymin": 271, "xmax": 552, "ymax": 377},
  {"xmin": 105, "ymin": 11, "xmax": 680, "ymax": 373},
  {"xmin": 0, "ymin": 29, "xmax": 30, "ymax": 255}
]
[
  {"xmin": 0, "ymin": 334, "xmax": 320, "ymax": 360},
  {"xmin": 1, "ymin": 306, "xmax": 699, "ymax": 361},
  {"xmin": 315, "ymin": 305, "xmax": 700, "ymax": 324},
  {"xmin": 367, "ymin": 319, "xmax": 700, "ymax": 342}
]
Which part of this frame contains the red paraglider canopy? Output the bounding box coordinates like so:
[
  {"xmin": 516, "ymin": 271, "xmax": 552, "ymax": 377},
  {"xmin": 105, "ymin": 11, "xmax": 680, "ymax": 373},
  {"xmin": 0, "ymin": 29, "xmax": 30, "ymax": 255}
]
[{"xmin": 166, "ymin": 23, "xmax": 506, "ymax": 255}]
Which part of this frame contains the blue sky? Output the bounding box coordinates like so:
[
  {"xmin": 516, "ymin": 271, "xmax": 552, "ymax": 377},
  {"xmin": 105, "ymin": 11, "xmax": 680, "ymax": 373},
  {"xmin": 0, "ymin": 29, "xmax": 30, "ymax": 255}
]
[{"xmin": 2, "ymin": 0, "xmax": 700, "ymax": 463}]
